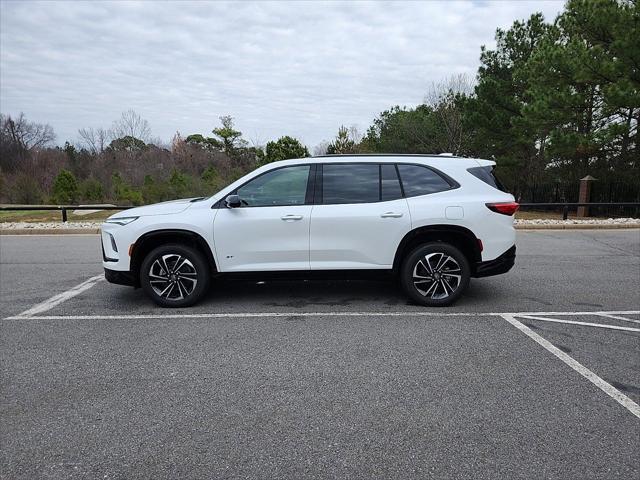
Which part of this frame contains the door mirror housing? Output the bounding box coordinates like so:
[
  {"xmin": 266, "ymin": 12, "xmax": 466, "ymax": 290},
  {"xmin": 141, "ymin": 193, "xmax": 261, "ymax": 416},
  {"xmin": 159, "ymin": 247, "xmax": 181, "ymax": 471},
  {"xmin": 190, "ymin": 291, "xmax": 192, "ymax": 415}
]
[{"xmin": 225, "ymin": 194, "xmax": 242, "ymax": 208}]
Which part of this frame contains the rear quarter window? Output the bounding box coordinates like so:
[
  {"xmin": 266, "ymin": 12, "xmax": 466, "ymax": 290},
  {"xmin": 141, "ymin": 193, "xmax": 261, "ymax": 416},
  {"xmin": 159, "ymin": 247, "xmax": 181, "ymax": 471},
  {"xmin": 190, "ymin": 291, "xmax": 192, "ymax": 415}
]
[{"xmin": 467, "ymin": 166, "xmax": 506, "ymax": 192}]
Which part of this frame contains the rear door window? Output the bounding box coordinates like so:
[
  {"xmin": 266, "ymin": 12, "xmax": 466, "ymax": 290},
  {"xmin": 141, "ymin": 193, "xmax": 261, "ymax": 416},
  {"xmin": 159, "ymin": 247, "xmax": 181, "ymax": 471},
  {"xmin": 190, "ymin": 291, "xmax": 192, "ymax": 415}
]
[
  {"xmin": 397, "ymin": 164, "xmax": 452, "ymax": 197},
  {"xmin": 322, "ymin": 164, "xmax": 380, "ymax": 204}
]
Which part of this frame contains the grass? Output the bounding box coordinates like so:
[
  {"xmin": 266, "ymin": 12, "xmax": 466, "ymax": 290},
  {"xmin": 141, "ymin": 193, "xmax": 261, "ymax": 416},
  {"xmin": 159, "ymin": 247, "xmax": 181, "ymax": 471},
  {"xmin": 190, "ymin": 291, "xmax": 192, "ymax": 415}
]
[
  {"xmin": 516, "ymin": 209, "xmax": 636, "ymax": 220},
  {"xmin": 0, "ymin": 209, "xmax": 125, "ymax": 223},
  {"xmin": 516, "ymin": 210, "xmax": 577, "ymax": 220}
]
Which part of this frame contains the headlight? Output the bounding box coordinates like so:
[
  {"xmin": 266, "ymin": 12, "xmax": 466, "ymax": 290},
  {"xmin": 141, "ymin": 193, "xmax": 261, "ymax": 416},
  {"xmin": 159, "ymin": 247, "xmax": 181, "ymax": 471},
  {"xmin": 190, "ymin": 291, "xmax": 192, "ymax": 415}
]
[{"xmin": 105, "ymin": 216, "xmax": 138, "ymax": 226}]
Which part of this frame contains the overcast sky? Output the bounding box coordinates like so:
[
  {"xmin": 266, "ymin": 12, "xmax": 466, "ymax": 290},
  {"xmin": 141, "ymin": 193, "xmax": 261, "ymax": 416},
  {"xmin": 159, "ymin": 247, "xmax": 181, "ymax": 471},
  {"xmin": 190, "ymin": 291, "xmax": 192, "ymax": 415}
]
[{"xmin": 0, "ymin": 0, "xmax": 564, "ymax": 148}]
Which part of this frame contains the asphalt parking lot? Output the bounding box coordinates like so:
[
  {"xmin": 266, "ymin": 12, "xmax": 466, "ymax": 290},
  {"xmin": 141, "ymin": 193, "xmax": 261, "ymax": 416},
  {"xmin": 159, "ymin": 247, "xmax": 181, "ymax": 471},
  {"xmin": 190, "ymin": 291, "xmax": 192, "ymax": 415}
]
[{"xmin": 1, "ymin": 230, "xmax": 639, "ymax": 479}]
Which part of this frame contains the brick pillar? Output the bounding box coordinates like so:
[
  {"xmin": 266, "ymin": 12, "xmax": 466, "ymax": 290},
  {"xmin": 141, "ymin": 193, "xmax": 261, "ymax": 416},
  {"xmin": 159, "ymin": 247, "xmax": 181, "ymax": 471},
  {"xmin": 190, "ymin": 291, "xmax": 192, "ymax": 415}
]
[{"xmin": 577, "ymin": 175, "xmax": 597, "ymax": 217}]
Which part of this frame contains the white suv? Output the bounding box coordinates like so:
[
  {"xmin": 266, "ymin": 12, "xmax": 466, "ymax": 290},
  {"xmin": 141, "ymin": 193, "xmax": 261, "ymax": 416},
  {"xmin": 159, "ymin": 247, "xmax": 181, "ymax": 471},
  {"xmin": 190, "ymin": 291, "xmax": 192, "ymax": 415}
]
[{"xmin": 101, "ymin": 155, "xmax": 518, "ymax": 307}]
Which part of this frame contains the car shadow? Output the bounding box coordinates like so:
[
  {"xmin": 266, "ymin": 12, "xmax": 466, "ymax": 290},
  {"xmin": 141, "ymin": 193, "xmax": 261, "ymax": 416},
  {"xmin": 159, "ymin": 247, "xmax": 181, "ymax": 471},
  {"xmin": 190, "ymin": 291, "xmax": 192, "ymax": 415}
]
[{"xmin": 111, "ymin": 275, "xmax": 502, "ymax": 313}]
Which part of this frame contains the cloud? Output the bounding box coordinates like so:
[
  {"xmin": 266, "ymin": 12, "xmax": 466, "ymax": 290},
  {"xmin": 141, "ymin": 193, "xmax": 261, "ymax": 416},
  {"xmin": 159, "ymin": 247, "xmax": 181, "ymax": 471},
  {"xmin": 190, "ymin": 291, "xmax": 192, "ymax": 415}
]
[{"xmin": 0, "ymin": 0, "xmax": 564, "ymax": 147}]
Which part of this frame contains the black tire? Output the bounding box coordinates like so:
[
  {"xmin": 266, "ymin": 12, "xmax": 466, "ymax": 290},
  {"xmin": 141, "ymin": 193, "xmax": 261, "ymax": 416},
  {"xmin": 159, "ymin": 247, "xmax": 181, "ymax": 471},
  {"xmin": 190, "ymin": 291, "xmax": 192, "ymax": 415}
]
[
  {"xmin": 400, "ymin": 242, "xmax": 470, "ymax": 307},
  {"xmin": 140, "ymin": 244, "xmax": 210, "ymax": 308}
]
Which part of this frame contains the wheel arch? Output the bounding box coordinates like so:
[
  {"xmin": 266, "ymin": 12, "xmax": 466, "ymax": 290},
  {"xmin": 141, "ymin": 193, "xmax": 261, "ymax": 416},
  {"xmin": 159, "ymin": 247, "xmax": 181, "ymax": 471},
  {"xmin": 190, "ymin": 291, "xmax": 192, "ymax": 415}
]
[
  {"xmin": 392, "ymin": 225, "xmax": 482, "ymax": 274},
  {"xmin": 130, "ymin": 229, "xmax": 217, "ymax": 286}
]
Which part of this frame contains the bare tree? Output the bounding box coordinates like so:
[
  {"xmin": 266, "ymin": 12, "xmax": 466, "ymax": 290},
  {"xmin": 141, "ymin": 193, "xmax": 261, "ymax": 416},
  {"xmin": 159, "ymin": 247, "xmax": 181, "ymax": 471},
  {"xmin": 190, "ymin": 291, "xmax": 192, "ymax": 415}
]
[
  {"xmin": 313, "ymin": 141, "xmax": 331, "ymax": 156},
  {"xmin": 0, "ymin": 113, "xmax": 55, "ymax": 170},
  {"xmin": 111, "ymin": 109, "xmax": 151, "ymax": 142},
  {"xmin": 348, "ymin": 125, "xmax": 363, "ymax": 144},
  {"xmin": 424, "ymin": 74, "xmax": 475, "ymax": 155},
  {"xmin": 78, "ymin": 127, "xmax": 109, "ymax": 153},
  {"xmin": 248, "ymin": 130, "xmax": 265, "ymax": 151},
  {"xmin": 1, "ymin": 113, "xmax": 55, "ymax": 150},
  {"xmin": 425, "ymin": 74, "xmax": 474, "ymax": 106}
]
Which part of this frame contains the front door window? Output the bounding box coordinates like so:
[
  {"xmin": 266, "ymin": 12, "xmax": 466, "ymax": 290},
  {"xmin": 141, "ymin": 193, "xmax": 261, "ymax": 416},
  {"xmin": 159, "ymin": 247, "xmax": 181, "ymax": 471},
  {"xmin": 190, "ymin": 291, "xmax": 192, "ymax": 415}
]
[{"xmin": 236, "ymin": 165, "xmax": 310, "ymax": 207}]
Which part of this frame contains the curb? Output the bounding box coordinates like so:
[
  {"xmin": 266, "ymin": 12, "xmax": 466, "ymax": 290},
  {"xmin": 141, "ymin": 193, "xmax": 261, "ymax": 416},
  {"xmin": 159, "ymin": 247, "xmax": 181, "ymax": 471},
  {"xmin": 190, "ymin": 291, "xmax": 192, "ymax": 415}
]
[
  {"xmin": 1, "ymin": 225, "xmax": 639, "ymax": 235},
  {"xmin": 514, "ymin": 224, "xmax": 640, "ymax": 230},
  {"xmin": 0, "ymin": 228, "xmax": 101, "ymax": 235}
]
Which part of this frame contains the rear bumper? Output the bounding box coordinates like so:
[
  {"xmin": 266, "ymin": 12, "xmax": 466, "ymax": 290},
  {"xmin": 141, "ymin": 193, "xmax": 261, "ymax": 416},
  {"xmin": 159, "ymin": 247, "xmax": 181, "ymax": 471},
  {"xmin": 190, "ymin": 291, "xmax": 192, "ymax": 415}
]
[
  {"xmin": 104, "ymin": 268, "xmax": 136, "ymax": 287},
  {"xmin": 473, "ymin": 245, "xmax": 516, "ymax": 278}
]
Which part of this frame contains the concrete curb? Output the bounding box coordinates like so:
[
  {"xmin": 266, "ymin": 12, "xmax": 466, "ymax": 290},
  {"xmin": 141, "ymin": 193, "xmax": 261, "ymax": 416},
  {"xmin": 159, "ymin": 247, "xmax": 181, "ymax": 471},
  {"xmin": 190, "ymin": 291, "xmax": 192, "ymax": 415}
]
[
  {"xmin": 514, "ymin": 224, "xmax": 640, "ymax": 230},
  {"xmin": 1, "ymin": 225, "xmax": 639, "ymax": 235},
  {"xmin": 0, "ymin": 228, "xmax": 101, "ymax": 235}
]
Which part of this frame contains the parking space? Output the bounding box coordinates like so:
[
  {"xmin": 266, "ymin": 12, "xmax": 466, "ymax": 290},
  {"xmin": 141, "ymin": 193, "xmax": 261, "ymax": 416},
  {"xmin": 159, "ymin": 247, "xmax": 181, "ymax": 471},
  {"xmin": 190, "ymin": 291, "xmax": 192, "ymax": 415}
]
[
  {"xmin": 515, "ymin": 313, "xmax": 640, "ymax": 405},
  {"xmin": 1, "ymin": 230, "xmax": 639, "ymax": 478}
]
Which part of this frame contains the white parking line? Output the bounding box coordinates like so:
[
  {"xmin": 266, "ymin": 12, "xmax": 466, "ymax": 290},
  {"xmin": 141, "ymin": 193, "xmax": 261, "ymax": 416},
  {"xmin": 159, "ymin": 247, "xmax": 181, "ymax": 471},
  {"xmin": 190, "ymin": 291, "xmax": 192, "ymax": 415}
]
[
  {"xmin": 7, "ymin": 311, "xmax": 503, "ymax": 320},
  {"xmin": 501, "ymin": 314, "xmax": 640, "ymax": 419},
  {"xmin": 6, "ymin": 309, "xmax": 640, "ymax": 322},
  {"xmin": 516, "ymin": 311, "xmax": 640, "ymax": 317},
  {"xmin": 516, "ymin": 314, "xmax": 640, "ymax": 333},
  {"xmin": 14, "ymin": 275, "xmax": 104, "ymax": 318},
  {"xmin": 593, "ymin": 313, "xmax": 640, "ymax": 325}
]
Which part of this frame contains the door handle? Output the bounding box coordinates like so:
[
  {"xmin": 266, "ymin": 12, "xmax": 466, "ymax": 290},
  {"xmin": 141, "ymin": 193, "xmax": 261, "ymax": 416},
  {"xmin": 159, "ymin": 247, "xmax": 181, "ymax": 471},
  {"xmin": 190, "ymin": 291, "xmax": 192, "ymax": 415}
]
[
  {"xmin": 381, "ymin": 212, "xmax": 403, "ymax": 218},
  {"xmin": 281, "ymin": 214, "xmax": 303, "ymax": 221}
]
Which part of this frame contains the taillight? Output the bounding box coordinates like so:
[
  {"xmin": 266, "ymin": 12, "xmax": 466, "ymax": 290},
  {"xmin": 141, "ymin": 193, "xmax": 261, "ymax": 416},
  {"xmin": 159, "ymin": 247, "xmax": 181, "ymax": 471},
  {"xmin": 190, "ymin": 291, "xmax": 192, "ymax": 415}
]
[{"xmin": 486, "ymin": 202, "xmax": 519, "ymax": 216}]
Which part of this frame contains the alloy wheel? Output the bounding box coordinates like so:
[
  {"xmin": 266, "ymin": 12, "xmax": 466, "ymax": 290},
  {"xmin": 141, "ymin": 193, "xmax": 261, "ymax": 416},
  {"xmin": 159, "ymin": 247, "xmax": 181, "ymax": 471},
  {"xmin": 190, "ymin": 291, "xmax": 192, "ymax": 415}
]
[
  {"xmin": 148, "ymin": 253, "xmax": 198, "ymax": 300},
  {"xmin": 412, "ymin": 252, "xmax": 462, "ymax": 299}
]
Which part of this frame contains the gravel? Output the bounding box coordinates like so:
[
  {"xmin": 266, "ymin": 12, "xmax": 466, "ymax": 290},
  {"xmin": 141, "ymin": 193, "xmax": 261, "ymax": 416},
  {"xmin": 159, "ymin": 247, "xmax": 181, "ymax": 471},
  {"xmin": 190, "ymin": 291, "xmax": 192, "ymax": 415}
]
[
  {"xmin": 514, "ymin": 217, "xmax": 640, "ymax": 226},
  {"xmin": 0, "ymin": 221, "xmax": 103, "ymax": 229}
]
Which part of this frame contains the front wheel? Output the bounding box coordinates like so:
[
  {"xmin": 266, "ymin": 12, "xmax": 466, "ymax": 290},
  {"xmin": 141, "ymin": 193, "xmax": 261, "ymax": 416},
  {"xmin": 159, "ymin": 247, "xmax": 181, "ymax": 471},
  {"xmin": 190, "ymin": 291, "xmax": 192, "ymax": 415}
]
[
  {"xmin": 140, "ymin": 244, "xmax": 210, "ymax": 307},
  {"xmin": 400, "ymin": 243, "xmax": 470, "ymax": 307}
]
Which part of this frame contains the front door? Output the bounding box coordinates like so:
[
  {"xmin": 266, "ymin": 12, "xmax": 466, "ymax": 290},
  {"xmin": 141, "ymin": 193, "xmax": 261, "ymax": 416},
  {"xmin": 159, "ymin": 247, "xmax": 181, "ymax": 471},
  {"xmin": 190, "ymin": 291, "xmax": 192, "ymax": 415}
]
[{"xmin": 213, "ymin": 164, "xmax": 313, "ymax": 272}]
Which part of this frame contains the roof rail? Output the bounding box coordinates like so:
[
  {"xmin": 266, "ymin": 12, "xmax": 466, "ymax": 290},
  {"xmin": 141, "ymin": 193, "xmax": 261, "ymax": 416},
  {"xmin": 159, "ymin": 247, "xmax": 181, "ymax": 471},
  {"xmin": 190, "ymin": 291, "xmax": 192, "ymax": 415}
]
[{"xmin": 312, "ymin": 153, "xmax": 462, "ymax": 158}]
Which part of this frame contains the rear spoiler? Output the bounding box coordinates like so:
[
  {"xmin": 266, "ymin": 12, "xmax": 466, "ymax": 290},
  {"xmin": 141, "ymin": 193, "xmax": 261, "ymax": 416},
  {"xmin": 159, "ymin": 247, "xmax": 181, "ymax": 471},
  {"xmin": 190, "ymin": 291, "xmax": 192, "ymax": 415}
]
[{"xmin": 474, "ymin": 158, "xmax": 496, "ymax": 168}]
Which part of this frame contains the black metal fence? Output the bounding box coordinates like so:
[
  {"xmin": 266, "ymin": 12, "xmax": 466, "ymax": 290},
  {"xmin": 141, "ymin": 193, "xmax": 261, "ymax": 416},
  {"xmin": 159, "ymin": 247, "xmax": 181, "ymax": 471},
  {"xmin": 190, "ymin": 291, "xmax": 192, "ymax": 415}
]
[
  {"xmin": 512, "ymin": 180, "xmax": 639, "ymax": 203},
  {"xmin": 590, "ymin": 181, "xmax": 640, "ymax": 217},
  {"xmin": 510, "ymin": 180, "xmax": 640, "ymax": 218},
  {"xmin": 512, "ymin": 182, "xmax": 580, "ymax": 204},
  {"xmin": 518, "ymin": 202, "xmax": 640, "ymax": 220}
]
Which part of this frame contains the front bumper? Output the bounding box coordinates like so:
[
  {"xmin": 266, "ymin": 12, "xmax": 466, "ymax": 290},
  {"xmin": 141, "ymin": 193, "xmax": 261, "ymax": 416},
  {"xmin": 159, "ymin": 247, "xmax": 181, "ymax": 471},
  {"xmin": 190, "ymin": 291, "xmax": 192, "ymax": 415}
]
[
  {"xmin": 104, "ymin": 268, "xmax": 137, "ymax": 287},
  {"xmin": 101, "ymin": 223, "xmax": 134, "ymax": 271},
  {"xmin": 473, "ymin": 245, "xmax": 516, "ymax": 278}
]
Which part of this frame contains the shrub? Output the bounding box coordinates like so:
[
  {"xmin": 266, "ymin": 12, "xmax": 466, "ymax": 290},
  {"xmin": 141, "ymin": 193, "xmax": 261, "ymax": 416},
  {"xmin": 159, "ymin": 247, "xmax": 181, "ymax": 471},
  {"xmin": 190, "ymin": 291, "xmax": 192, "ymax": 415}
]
[
  {"xmin": 80, "ymin": 177, "xmax": 104, "ymax": 202},
  {"xmin": 169, "ymin": 169, "xmax": 193, "ymax": 198},
  {"xmin": 9, "ymin": 173, "xmax": 44, "ymax": 204},
  {"xmin": 52, "ymin": 169, "xmax": 79, "ymax": 204},
  {"xmin": 111, "ymin": 172, "xmax": 143, "ymax": 205}
]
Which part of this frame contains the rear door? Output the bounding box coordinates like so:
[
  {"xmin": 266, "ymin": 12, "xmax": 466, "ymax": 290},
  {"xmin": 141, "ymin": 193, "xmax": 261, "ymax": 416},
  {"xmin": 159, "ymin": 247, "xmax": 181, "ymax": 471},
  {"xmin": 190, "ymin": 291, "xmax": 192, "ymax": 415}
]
[{"xmin": 309, "ymin": 163, "xmax": 411, "ymax": 269}]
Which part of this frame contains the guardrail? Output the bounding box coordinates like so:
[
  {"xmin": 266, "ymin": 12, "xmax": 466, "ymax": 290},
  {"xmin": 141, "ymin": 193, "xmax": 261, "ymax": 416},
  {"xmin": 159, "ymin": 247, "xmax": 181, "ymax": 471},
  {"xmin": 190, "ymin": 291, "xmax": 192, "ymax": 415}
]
[
  {"xmin": 0, "ymin": 205, "xmax": 133, "ymax": 222},
  {"xmin": 1, "ymin": 202, "xmax": 639, "ymax": 223}
]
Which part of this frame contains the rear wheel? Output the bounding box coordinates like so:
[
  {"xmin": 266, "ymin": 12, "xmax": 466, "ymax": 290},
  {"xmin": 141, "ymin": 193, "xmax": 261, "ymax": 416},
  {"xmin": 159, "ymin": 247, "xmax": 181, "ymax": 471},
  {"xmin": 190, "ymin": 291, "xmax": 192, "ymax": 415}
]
[
  {"xmin": 400, "ymin": 242, "xmax": 470, "ymax": 307},
  {"xmin": 140, "ymin": 244, "xmax": 210, "ymax": 307}
]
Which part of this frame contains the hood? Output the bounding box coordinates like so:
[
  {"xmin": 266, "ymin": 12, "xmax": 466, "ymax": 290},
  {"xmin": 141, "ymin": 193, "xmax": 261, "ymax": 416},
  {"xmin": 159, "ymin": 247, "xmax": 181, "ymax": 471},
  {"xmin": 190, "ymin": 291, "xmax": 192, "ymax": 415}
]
[{"xmin": 112, "ymin": 198, "xmax": 196, "ymax": 218}]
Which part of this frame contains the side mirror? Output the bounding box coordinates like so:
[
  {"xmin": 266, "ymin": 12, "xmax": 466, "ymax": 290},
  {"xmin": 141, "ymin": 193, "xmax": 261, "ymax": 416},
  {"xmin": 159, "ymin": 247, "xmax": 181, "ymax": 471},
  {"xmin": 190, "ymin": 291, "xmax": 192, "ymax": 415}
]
[{"xmin": 225, "ymin": 194, "xmax": 241, "ymax": 208}]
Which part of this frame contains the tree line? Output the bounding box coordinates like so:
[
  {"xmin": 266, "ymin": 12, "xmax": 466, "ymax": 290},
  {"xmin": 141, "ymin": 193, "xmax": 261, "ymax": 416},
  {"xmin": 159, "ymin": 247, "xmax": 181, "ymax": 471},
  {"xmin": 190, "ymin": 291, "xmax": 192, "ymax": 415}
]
[{"xmin": 0, "ymin": 0, "xmax": 637, "ymax": 205}]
